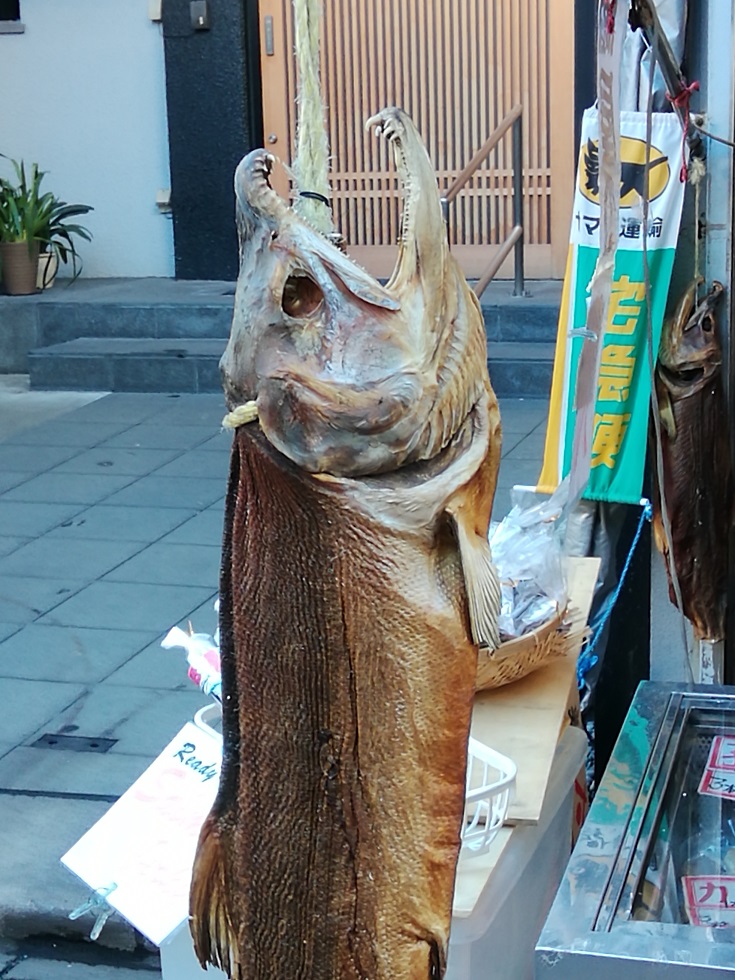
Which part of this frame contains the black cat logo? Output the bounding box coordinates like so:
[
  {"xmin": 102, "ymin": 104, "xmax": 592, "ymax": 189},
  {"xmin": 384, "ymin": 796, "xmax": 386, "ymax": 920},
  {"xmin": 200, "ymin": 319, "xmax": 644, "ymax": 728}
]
[{"xmin": 580, "ymin": 137, "xmax": 669, "ymax": 206}]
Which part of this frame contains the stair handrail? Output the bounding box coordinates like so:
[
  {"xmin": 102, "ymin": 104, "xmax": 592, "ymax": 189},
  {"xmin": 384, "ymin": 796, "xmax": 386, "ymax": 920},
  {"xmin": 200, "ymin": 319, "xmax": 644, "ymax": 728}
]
[{"xmin": 441, "ymin": 103, "xmax": 525, "ymax": 299}]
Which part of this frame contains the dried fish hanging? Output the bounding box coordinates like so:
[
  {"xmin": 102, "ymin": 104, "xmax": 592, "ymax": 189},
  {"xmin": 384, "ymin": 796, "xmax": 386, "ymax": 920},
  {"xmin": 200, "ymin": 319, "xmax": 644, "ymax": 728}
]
[
  {"xmin": 640, "ymin": 11, "xmax": 734, "ymax": 684},
  {"xmin": 188, "ymin": 0, "xmax": 504, "ymax": 975},
  {"xmin": 649, "ymin": 166, "xmax": 732, "ymax": 680}
]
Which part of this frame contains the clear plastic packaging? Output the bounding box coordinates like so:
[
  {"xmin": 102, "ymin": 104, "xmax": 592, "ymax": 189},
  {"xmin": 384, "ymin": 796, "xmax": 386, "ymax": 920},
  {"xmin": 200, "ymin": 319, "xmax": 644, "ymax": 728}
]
[{"xmin": 490, "ymin": 481, "xmax": 569, "ymax": 640}]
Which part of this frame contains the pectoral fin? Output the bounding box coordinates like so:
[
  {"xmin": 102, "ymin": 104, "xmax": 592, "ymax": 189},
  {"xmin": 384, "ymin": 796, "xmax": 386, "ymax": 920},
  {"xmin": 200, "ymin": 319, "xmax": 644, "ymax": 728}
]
[
  {"xmin": 657, "ymin": 386, "xmax": 677, "ymax": 440},
  {"xmin": 448, "ymin": 507, "xmax": 501, "ymax": 652}
]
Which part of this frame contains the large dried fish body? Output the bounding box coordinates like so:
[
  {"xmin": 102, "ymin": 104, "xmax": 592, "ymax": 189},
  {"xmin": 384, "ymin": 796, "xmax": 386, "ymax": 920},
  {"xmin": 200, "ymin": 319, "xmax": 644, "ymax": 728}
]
[
  {"xmin": 652, "ymin": 280, "xmax": 732, "ymax": 640},
  {"xmin": 190, "ymin": 107, "xmax": 502, "ymax": 979},
  {"xmin": 191, "ymin": 422, "xmax": 485, "ymax": 979}
]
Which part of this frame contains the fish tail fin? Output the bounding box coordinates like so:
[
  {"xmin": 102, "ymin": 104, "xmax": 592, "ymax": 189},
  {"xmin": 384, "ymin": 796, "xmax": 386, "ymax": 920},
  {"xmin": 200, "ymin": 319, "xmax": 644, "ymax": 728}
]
[
  {"xmin": 450, "ymin": 508, "xmax": 501, "ymax": 652},
  {"xmin": 190, "ymin": 813, "xmax": 240, "ymax": 978}
]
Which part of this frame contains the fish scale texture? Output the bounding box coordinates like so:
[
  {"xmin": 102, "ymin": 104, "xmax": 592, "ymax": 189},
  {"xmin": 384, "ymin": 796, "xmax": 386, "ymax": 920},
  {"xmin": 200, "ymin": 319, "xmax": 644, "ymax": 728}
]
[{"xmin": 190, "ymin": 426, "xmax": 478, "ymax": 979}]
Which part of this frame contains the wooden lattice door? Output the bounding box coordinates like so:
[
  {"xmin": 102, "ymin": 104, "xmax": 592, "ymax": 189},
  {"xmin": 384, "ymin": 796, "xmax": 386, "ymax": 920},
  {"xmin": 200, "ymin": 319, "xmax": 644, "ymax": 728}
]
[{"xmin": 259, "ymin": 0, "xmax": 574, "ymax": 279}]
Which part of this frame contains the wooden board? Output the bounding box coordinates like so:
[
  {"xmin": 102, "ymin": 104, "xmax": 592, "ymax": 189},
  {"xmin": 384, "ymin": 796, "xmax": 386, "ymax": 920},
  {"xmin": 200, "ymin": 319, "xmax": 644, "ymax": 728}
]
[{"xmin": 470, "ymin": 556, "xmax": 599, "ymax": 825}]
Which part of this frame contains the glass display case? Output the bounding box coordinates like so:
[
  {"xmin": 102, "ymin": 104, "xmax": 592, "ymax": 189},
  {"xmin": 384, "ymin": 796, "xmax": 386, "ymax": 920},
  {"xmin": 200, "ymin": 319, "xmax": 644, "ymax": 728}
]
[{"xmin": 536, "ymin": 682, "xmax": 735, "ymax": 978}]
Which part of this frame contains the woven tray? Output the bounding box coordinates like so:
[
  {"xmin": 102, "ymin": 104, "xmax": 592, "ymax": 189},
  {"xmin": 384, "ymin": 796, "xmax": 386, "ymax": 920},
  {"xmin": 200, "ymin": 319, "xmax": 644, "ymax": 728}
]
[{"xmin": 475, "ymin": 609, "xmax": 568, "ymax": 691}]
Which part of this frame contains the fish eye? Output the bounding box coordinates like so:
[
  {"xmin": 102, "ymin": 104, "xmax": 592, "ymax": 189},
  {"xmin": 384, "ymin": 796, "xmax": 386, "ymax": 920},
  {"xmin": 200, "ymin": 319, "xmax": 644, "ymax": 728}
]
[{"xmin": 282, "ymin": 274, "xmax": 324, "ymax": 318}]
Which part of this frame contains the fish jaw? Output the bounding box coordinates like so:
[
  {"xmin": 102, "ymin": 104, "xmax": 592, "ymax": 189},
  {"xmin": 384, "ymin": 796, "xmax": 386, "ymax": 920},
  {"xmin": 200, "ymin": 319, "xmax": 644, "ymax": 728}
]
[
  {"xmin": 366, "ymin": 107, "xmax": 449, "ymax": 301},
  {"xmin": 221, "ymin": 110, "xmax": 495, "ymax": 480},
  {"xmin": 658, "ymin": 280, "xmax": 724, "ymax": 390}
]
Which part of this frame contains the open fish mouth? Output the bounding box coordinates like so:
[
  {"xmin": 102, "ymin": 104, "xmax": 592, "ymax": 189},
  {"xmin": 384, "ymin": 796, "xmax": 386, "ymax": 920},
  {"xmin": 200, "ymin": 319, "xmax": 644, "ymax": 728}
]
[{"xmin": 219, "ymin": 106, "xmax": 495, "ymax": 480}]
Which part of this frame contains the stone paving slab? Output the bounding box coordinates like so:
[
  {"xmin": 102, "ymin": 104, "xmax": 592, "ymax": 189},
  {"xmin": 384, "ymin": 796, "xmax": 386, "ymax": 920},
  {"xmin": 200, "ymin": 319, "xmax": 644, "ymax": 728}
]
[
  {"xmin": 0, "ymin": 536, "xmax": 30, "ymax": 557},
  {"xmin": 1, "ymin": 419, "xmax": 135, "ymax": 448},
  {"xmin": 0, "ymin": 937, "xmax": 160, "ymax": 977},
  {"xmin": 101, "ymin": 476, "xmax": 224, "ymax": 511},
  {"xmin": 496, "ymin": 398, "xmax": 548, "ymax": 434},
  {"xmin": 6, "ymin": 957, "xmax": 158, "ymax": 979},
  {"xmin": 27, "ymin": 684, "xmax": 208, "ymax": 758},
  {"xmin": 148, "ymin": 392, "xmax": 226, "ymax": 425},
  {"xmin": 0, "ymin": 444, "xmax": 85, "ymax": 473},
  {"xmin": 0, "ymin": 473, "xmax": 35, "ymax": 493},
  {"xmin": 152, "ymin": 448, "xmax": 231, "ymax": 480},
  {"xmin": 100, "ymin": 475, "xmax": 226, "ymax": 510},
  {"xmin": 0, "ymin": 622, "xmax": 20, "ymax": 642},
  {"xmin": 0, "ymin": 624, "xmax": 156, "ymax": 683},
  {"xmin": 54, "ymin": 392, "xmax": 172, "ymax": 425},
  {"xmin": 0, "ymin": 679, "xmax": 86, "ymax": 743},
  {"xmin": 50, "ymin": 446, "xmax": 181, "ymax": 477},
  {"xmin": 503, "ymin": 429, "xmax": 549, "ymax": 462},
  {"xmin": 99, "ymin": 423, "xmax": 217, "ymax": 451},
  {"xmin": 37, "ymin": 580, "xmax": 216, "ymax": 632},
  {"xmin": 104, "ymin": 638, "xmax": 190, "ymax": 691},
  {"xmin": 0, "ymin": 747, "xmax": 151, "ymax": 797},
  {"xmin": 196, "ymin": 430, "xmax": 235, "ymax": 451},
  {"xmin": 0, "ymin": 538, "xmax": 144, "ymax": 584},
  {"xmin": 2, "ymin": 472, "xmax": 137, "ymax": 507},
  {"xmin": 103, "ymin": 542, "xmax": 220, "ymax": 589},
  {"xmin": 0, "ymin": 502, "xmax": 85, "ymax": 538},
  {"xmin": 0, "ymin": 575, "xmax": 87, "ymax": 625},
  {"xmin": 45, "ymin": 505, "xmax": 197, "ymax": 543},
  {"xmin": 159, "ymin": 508, "xmax": 224, "ymax": 548},
  {"xmin": 0, "ymin": 795, "xmax": 137, "ymax": 948}
]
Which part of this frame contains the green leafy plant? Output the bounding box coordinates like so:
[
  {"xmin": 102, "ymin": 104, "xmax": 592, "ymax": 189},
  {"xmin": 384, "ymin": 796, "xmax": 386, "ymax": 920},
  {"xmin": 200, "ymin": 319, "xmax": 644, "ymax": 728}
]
[{"xmin": 0, "ymin": 156, "xmax": 93, "ymax": 281}]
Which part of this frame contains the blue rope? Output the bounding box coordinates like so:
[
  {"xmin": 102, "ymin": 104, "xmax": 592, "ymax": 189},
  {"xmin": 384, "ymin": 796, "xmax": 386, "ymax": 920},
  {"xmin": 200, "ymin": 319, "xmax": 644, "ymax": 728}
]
[{"xmin": 577, "ymin": 498, "xmax": 653, "ymax": 689}]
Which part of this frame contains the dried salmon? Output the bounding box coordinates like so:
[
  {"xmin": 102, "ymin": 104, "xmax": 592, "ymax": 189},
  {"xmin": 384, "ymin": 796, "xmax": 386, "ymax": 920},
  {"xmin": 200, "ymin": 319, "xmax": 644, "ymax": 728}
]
[
  {"xmin": 189, "ymin": 108, "xmax": 502, "ymax": 978},
  {"xmin": 652, "ymin": 279, "xmax": 732, "ymax": 641}
]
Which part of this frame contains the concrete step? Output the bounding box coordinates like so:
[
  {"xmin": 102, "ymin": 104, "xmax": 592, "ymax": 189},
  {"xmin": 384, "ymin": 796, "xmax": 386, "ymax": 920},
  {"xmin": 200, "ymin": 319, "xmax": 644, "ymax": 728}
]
[
  {"xmin": 28, "ymin": 336, "xmax": 556, "ymax": 398},
  {"xmin": 478, "ymin": 279, "xmax": 561, "ymax": 344},
  {"xmin": 1, "ymin": 277, "xmax": 561, "ymax": 374},
  {"xmin": 28, "ymin": 337, "xmax": 226, "ymax": 393},
  {"xmin": 486, "ymin": 342, "xmax": 555, "ymax": 400},
  {"xmin": 17, "ymin": 277, "xmax": 560, "ymax": 396}
]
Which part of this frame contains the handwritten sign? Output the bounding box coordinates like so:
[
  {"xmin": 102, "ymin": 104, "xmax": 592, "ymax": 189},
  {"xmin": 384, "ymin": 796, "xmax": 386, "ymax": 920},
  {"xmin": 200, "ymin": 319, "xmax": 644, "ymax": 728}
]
[
  {"xmin": 698, "ymin": 735, "xmax": 735, "ymax": 801},
  {"xmin": 683, "ymin": 875, "xmax": 735, "ymax": 927},
  {"xmin": 62, "ymin": 721, "xmax": 222, "ymax": 946}
]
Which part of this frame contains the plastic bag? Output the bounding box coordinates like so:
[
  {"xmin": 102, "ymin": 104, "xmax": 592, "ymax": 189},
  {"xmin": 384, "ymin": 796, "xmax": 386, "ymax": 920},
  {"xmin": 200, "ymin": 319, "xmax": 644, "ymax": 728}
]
[
  {"xmin": 490, "ymin": 480, "xmax": 569, "ymax": 640},
  {"xmin": 161, "ymin": 621, "xmax": 222, "ymax": 702}
]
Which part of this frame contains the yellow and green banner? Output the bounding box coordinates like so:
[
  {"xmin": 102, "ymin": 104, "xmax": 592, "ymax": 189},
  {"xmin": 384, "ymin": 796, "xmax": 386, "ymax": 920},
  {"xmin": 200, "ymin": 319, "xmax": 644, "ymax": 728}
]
[{"xmin": 538, "ymin": 108, "xmax": 687, "ymax": 504}]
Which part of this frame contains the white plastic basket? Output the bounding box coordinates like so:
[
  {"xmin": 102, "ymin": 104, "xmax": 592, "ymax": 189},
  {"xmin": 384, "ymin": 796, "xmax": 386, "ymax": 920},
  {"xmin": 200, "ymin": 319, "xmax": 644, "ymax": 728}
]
[
  {"xmin": 194, "ymin": 705, "xmax": 515, "ymax": 857},
  {"xmin": 461, "ymin": 737, "xmax": 517, "ymax": 856}
]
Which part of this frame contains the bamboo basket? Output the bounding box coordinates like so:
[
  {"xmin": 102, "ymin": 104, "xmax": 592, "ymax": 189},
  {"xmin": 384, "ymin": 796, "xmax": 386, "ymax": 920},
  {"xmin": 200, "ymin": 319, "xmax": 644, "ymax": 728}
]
[{"xmin": 475, "ymin": 608, "xmax": 569, "ymax": 691}]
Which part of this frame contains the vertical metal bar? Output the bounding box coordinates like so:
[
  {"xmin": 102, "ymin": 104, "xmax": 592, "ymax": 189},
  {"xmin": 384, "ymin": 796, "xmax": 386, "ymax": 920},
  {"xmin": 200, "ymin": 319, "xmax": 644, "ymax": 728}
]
[
  {"xmin": 512, "ymin": 113, "xmax": 525, "ymax": 295},
  {"xmin": 441, "ymin": 197, "xmax": 450, "ymax": 244}
]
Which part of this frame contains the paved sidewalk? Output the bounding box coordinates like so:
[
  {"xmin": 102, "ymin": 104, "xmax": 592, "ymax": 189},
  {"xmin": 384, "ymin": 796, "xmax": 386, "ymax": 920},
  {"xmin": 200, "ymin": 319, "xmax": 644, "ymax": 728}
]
[{"xmin": 0, "ymin": 381, "xmax": 547, "ymax": 974}]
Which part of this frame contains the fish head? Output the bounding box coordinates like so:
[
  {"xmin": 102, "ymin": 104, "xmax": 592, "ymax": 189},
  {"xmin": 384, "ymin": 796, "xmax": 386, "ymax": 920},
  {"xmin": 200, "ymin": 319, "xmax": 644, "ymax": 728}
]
[
  {"xmin": 659, "ymin": 280, "xmax": 724, "ymax": 391},
  {"xmin": 221, "ymin": 149, "xmax": 400, "ymax": 413},
  {"xmin": 221, "ymin": 109, "xmax": 491, "ymax": 477}
]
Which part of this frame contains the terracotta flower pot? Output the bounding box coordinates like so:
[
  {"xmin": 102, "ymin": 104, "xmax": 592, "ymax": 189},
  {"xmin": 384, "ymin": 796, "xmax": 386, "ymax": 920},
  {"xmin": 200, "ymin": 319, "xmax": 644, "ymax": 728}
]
[{"xmin": 1, "ymin": 240, "xmax": 41, "ymax": 295}]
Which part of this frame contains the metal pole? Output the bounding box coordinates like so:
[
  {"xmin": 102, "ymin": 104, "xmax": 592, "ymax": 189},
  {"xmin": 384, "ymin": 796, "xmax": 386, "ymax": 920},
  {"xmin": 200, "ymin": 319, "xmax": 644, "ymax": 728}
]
[
  {"xmin": 511, "ymin": 114, "xmax": 525, "ymax": 296},
  {"xmin": 440, "ymin": 197, "xmax": 449, "ymax": 243}
]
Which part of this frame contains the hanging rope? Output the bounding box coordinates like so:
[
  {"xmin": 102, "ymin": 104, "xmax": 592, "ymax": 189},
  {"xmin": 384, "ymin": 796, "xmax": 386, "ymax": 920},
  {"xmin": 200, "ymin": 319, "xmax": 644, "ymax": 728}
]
[
  {"xmin": 291, "ymin": 0, "xmax": 334, "ymax": 236},
  {"xmin": 666, "ymin": 79, "xmax": 700, "ymax": 182},
  {"xmin": 690, "ymin": 155, "xmax": 706, "ymax": 298}
]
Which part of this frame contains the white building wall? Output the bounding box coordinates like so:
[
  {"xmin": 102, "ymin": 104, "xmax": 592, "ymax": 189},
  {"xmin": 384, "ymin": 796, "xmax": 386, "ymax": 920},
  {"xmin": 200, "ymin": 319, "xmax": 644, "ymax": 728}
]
[{"xmin": 0, "ymin": 0, "xmax": 174, "ymax": 278}]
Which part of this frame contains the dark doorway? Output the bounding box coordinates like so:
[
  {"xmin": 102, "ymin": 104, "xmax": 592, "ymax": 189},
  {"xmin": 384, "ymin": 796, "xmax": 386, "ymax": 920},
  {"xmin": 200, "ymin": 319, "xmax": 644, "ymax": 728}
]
[{"xmin": 162, "ymin": 0, "xmax": 263, "ymax": 280}]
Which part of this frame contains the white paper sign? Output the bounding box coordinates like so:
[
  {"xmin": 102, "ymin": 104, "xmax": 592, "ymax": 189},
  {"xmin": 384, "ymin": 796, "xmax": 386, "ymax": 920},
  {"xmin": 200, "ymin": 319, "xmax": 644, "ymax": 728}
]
[{"xmin": 62, "ymin": 721, "xmax": 222, "ymax": 946}]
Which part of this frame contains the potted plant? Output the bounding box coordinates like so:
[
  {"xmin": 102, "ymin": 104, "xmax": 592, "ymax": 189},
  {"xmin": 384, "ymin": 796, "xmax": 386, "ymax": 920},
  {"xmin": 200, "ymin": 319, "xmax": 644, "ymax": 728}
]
[{"xmin": 0, "ymin": 157, "xmax": 93, "ymax": 295}]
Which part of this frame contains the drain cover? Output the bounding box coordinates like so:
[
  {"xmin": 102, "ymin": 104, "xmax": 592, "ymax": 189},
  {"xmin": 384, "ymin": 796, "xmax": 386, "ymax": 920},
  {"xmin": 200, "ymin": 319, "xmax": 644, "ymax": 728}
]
[{"xmin": 32, "ymin": 733, "xmax": 117, "ymax": 753}]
